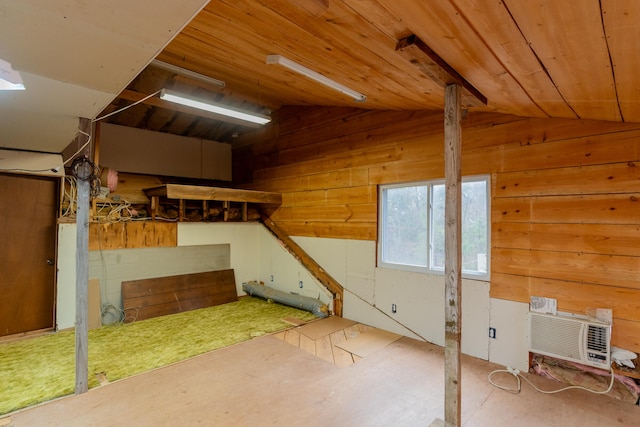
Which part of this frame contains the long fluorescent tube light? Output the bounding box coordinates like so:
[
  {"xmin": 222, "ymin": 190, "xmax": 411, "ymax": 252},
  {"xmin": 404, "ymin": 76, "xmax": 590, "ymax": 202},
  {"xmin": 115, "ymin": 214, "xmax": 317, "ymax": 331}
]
[
  {"xmin": 152, "ymin": 60, "xmax": 225, "ymax": 88},
  {"xmin": 160, "ymin": 89, "xmax": 271, "ymax": 125},
  {"xmin": 266, "ymin": 54, "xmax": 366, "ymax": 102}
]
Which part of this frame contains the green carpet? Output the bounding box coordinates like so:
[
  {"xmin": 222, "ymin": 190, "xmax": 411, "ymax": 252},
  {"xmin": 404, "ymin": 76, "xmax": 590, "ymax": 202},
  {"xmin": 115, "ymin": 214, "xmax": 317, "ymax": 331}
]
[{"xmin": 0, "ymin": 297, "xmax": 317, "ymax": 415}]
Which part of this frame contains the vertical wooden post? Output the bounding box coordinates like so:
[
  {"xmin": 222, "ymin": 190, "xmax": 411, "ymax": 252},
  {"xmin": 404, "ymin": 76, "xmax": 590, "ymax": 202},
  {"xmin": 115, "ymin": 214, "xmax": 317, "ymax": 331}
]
[
  {"xmin": 75, "ymin": 118, "xmax": 91, "ymax": 395},
  {"xmin": 443, "ymin": 83, "xmax": 462, "ymax": 427}
]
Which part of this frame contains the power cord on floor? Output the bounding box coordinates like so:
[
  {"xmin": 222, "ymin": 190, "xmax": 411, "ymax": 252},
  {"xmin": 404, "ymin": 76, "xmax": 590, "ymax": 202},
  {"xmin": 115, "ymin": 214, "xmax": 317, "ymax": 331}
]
[{"xmin": 488, "ymin": 364, "xmax": 616, "ymax": 395}]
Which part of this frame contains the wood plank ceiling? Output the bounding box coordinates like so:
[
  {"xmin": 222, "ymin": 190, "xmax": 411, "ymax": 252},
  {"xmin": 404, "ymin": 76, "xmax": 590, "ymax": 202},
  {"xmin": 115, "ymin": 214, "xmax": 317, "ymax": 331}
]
[{"xmin": 98, "ymin": 0, "xmax": 640, "ymax": 143}]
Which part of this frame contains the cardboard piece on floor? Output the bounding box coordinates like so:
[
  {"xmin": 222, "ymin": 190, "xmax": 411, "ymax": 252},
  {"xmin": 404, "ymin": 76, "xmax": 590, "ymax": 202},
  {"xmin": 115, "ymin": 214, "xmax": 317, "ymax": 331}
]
[
  {"xmin": 282, "ymin": 316, "xmax": 306, "ymax": 326},
  {"xmin": 88, "ymin": 279, "xmax": 102, "ymax": 330},
  {"xmin": 336, "ymin": 329, "xmax": 402, "ymax": 358},
  {"xmin": 297, "ymin": 316, "xmax": 357, "ymax": 340}
]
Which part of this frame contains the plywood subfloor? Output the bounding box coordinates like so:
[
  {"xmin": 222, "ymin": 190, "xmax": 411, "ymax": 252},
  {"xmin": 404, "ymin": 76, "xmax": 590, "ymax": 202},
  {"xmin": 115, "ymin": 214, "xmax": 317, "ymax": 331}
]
[
  {"xmin": 274, "ymin": 318, "xmax": 399, "ymax": 367},
  {"xmin": 5, "ymin": 320, "xmax": 638, "ymax": 426}
]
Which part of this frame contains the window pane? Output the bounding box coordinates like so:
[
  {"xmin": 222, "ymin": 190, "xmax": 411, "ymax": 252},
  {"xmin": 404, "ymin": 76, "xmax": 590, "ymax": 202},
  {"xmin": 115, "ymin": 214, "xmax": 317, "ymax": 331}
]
[
  {"xmin": 430, "ymin": 179, "xmax": 488, "ymax": 274},
  {"xmin": 462, "ymin": 180, "xmax": 488, "ymax": 273},
  {"xmin": 381, "ymin": 185, "xmax": 428, "ymax": 267},
  {"xmin": 430, "ymin": 184, "xmax": 445, "ymax": 269}
]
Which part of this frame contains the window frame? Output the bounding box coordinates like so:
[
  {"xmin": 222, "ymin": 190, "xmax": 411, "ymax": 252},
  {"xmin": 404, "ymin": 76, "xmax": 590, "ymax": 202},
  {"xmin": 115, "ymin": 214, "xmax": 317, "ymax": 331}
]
[{"xmin": 377, "ymin": 175, "xmax": 490, "ymax": 281}]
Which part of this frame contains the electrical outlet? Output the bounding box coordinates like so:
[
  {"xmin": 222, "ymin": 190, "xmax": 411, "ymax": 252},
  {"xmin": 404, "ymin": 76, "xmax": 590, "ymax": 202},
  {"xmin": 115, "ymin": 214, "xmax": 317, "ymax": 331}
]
[
  {"xmin": 270, "ymin": 275, "xmax": 274, "ymax": 282},
  {"xmin": 391, "ymin": 303, "xmax": 397, "ymax": 313},
  {"xmin": 489, "ymin": 327, "xmax": 496, "ymax": 339},
  {"xmin": 299, "ymin": 280, "xmax": 303, "ymax": 288}
]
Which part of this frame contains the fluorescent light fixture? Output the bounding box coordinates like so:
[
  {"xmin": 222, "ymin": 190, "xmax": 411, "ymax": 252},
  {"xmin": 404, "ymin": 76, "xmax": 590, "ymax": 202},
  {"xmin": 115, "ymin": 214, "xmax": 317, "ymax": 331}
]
[
  {"xmin": 266, "ymin": 54, "xmax": 366, "ymax": 102},
  {"xmin": 0, "ymin": 58, "xmax": 25, "ymax": 90},
  {"xmin": 151, "ymin": 60, "xmax": 225, "ymax": 88},
  {"xmin": 159, "ymin": 89, "xmax": 271, "ymax": 125}
]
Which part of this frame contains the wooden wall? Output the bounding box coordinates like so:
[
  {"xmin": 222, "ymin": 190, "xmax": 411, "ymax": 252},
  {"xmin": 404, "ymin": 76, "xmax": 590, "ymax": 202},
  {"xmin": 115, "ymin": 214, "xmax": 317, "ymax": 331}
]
[{"xmin": 234, "ymin": 106, "xmax": 640, "ymax": 353}]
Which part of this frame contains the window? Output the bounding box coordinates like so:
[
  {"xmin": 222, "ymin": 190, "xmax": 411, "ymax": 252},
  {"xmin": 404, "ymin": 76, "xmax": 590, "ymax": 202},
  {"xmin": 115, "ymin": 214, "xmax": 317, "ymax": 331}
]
[{"xmin": 378, "ymin": 176, "xmax": 489, "ymax": 279}]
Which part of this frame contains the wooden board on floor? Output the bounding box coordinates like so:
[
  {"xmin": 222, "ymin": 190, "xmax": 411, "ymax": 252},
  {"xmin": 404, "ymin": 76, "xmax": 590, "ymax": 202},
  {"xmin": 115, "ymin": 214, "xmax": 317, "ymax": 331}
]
[
  {"xmin": 297, "ymin": 316, "xmax": 357, "ymax": 340},
  {"xmin": 88, "ymin": 279, "xmax": 101, "ymax": 330},
  {"xmin": 336, "ymin": 329, "xmax": 402, "ymax": 358},
  {"xmin": 121, "ymin": 270, "xmax": 237, "ymax": 322},
  {"xmin": 282, "ymin": 316, "xmax": 306, "ymax": 326}
]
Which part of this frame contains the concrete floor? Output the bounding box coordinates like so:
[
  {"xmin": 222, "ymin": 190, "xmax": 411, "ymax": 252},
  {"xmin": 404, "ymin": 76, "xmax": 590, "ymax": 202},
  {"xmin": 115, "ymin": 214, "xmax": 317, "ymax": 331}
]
[{"xmin": 4, "ymin": 325, "xmax": 638, "ymax": 426}]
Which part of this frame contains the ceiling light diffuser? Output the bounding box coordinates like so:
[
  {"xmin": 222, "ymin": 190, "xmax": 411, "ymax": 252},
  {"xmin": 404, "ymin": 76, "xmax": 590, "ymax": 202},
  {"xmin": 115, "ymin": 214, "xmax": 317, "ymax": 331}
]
[
  {"xmin": 0, "ymin": 58, "xmax": 25, "ymax": 90},
  {"xmin": 266, "ymin": 54, "xmax": 366, "ymax": 102},
  {"xmin": 159, "ymin": 89, "xmax": 271, "ymax": 125},
  {"xmin": 151, "ymin": 60, "xmax": 226, "ymax": 88}
]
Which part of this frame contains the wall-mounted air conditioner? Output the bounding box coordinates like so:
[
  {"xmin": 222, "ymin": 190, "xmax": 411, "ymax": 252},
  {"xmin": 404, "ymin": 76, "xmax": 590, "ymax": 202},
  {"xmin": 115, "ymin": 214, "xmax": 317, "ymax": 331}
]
[{"xmin": 529, "ymin": 312, "xmax": 611, "ymax": 370}]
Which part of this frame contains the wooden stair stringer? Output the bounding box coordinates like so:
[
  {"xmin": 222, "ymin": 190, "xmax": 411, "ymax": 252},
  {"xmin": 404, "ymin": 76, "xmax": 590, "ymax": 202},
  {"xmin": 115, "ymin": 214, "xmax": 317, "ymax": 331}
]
[{"xmin": 259, "ymin": 212, "xmax": 344, "ymax": 317}]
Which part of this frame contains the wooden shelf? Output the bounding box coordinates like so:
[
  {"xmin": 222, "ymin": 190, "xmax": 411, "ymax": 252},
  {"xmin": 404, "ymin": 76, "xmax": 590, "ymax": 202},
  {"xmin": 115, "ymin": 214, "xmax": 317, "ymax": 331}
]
[{"xmin": 143, "ymin": 184, "xmax": 281, "ymax": 222}]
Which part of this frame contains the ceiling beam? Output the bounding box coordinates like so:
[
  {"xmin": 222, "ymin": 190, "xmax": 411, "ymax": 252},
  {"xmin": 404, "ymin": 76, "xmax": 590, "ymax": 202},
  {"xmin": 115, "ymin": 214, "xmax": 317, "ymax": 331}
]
[{"xmin": 396, "ymin": 35, "xmax": 487, "ymax": 108}]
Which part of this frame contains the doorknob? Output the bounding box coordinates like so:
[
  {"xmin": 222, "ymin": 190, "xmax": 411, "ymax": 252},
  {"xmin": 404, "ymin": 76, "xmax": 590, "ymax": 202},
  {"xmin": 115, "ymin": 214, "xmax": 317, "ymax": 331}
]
[{"xmin": 46, "ymin": 259, "xmax": 54, "ymax": 265}]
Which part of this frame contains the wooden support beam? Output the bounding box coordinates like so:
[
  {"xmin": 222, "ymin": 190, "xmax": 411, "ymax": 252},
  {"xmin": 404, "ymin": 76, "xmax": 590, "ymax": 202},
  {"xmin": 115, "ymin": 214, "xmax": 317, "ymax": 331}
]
[
  {"xmin": 396, "ymin": 35, "xmax": 487, "ymax": 108},
  {"xmin": 444, "ymin": 84, "xmax": 463, "ymax": 427},
  {"xmin": 75, "ymin": 117, "xmax": 92, "ymax": 395},
  {"xmin": 260, "ymin": 212, "xmax": 343, "ymax": 316},
  {"xmin": 223, "ymin": 201, "xmax": 230, "ymax": 221},
  {"xmin": 151, "ymin": 196, "xmax": 159, "ymax": 220}
]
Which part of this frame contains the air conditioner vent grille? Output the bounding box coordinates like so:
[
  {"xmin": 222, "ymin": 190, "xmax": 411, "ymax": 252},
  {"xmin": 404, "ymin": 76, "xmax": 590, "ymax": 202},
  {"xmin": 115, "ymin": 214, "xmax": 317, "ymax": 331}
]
[{"xmin": 587, "ymin": 325, "xmax": 608, "ymax": 353}]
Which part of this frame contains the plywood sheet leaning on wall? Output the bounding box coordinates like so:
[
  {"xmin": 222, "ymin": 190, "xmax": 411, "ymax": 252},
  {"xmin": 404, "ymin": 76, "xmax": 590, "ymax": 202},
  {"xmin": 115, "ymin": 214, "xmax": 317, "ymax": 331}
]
[{"xmin": 121, "ymin": 270, "xmax": 238, "ymax": 322}]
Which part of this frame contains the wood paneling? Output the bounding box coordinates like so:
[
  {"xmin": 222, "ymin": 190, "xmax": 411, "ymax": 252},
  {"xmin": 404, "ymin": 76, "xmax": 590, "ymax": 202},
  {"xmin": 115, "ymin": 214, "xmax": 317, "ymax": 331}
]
[
  {"xmin": 89, "ymin": 222, "xmax": 177, "ymax": 251},
  {"xmin": 235, "ymin": 106, "xmax": 640, "ymax": 353}
]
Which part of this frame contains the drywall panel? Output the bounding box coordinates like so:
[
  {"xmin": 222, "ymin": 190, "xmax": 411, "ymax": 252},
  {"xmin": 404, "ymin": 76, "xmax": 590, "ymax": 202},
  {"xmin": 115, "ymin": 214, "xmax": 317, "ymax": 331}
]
[
  {"xmin": 292, "ymin": 236, "xmax": 348, "ymax": 284},
  {"xmin": 0, "ymin": 148, "xmax": 64, "ymax": 177},
  {"xmin": 99, "ymin": 123, "xmax": 232, "ymax": 180},
  {"xmin": 345, "ymin": 240, "xmax": 377, "ymax": 304},
  {"xmin": 461, "ymin": 280, "xmax": 490, "ymax": 360},
  {"xmin": 293, "ymin": 237, "xmax": 377, "ymax": 303},
  {"xmin": 202, "ymin": 139, "xmax": 232, "ymax": 180},
  {"xmin": 343, "ymin": 290, "xmax": 421, "ymax": 339},
  {"xmin": 371, "ymin": 268, "xmax": 489, "ymax": 358},
  {"xmin": 374, "ymin": 268, "xmax": 446, "ymax": 346},
  {"xmin": 0, "ymin": 1, "xmax": 208, "ymax": 153},
  {"xmin": 100, "ymin": 123, "xmax": 203, "ymax": 178},
  {"xmin": 56, "ymin": 223, "xmax": 77, "ymax": 330},
  {"xmin": 489, "ymin": 298, "xmax": 530, "ymax": 372},
  {"xmin": 0, "ymin": 1, "xmax": 209, "ymax": 93},
  {"xmin": 177, "ymin": 222, "xmax": 260, "ymax": 294},
  {"xmin": 258, "ymin": 228, "xmax": 332, "ymax": 305}
]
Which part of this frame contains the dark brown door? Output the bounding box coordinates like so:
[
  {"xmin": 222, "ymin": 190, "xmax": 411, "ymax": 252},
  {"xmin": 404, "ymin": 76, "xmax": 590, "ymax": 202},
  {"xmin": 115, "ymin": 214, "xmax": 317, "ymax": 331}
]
[{"xmin": 0, "ymin": 173, "xmax": 58, "ymax": 337}]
